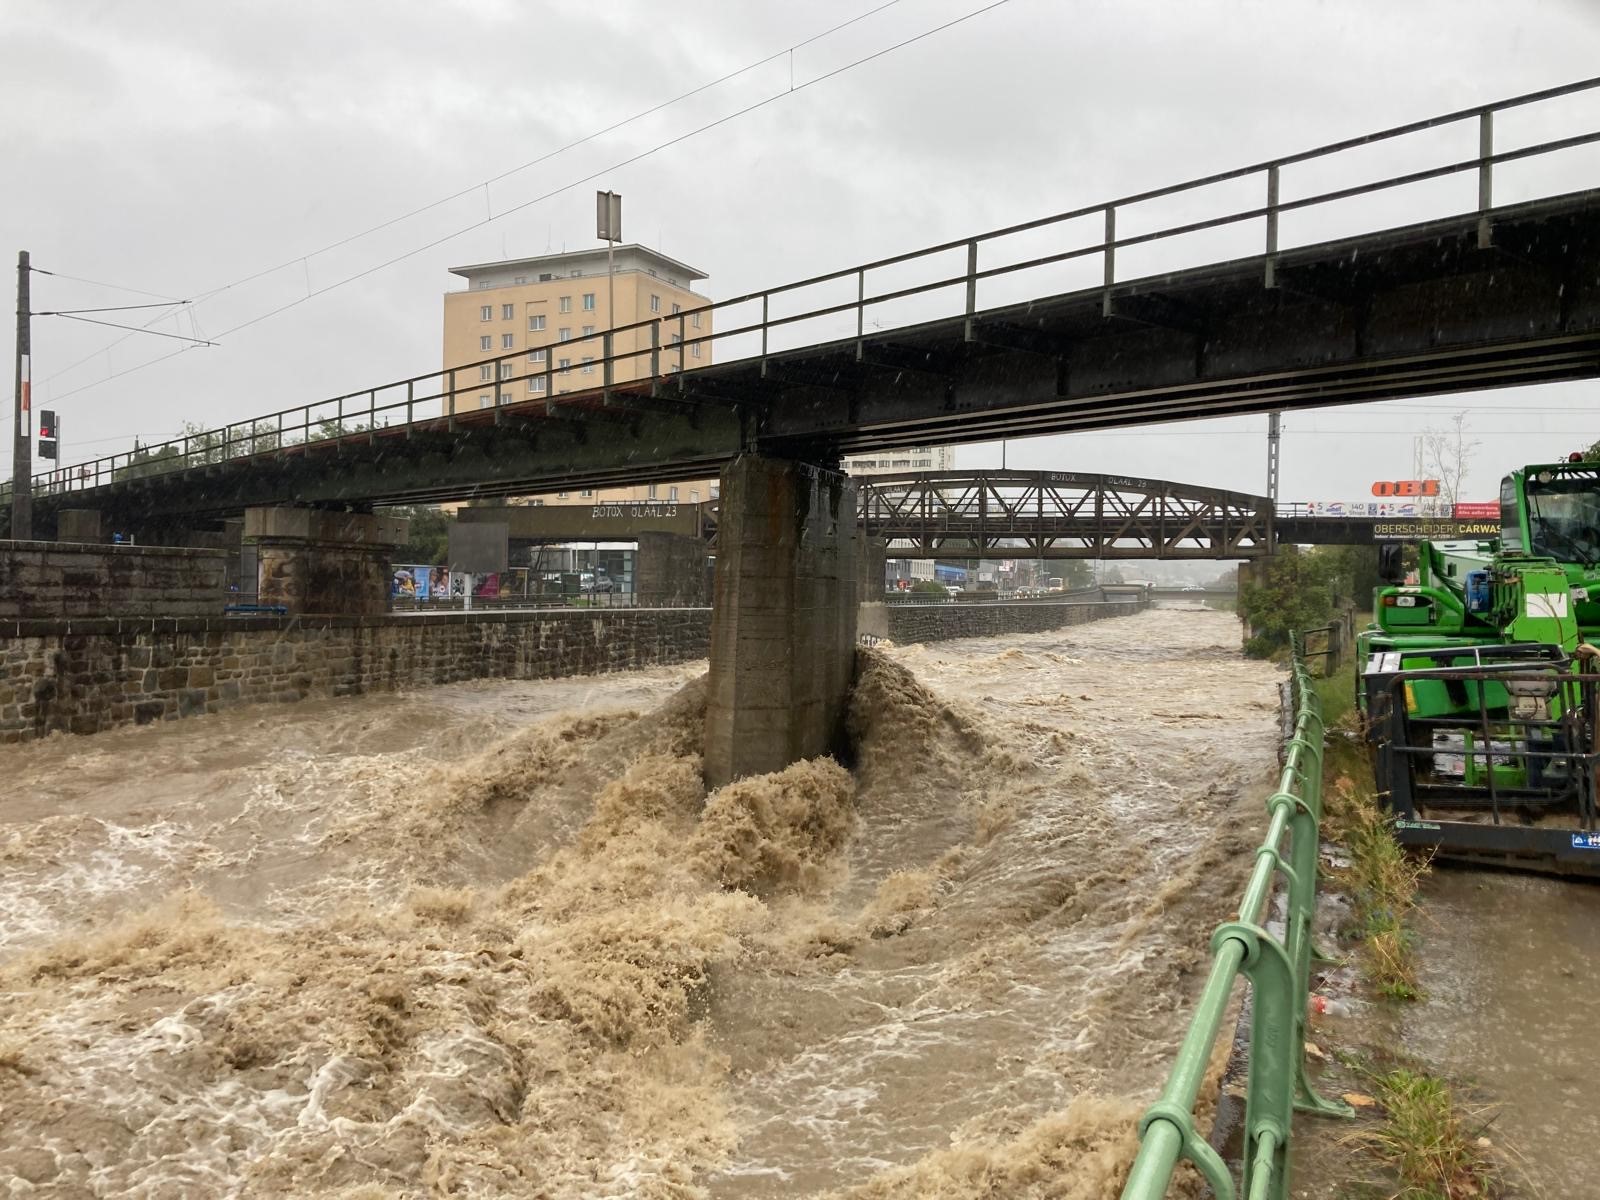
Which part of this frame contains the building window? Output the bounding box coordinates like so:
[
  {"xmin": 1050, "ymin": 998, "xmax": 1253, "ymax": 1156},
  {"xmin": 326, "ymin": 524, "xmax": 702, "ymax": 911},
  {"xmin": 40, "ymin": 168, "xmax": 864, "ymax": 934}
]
[
  {"xmin": 690, "ymin": 489, "xmax": 699, "ymax": 502},
  {"xmin": 501, "ymin": 333, "xmax": 515, "ymax": 349},
  {"xmin": 529, "ymin": 376, "xmax": 547, "ymax": 393},
  {"xmin": 557, "ymin": 492, "xmax": 569, "ymax": 499},
  {"xmin": 669, "ymin": 486, "xmax": 678, "ymax": 501},
  {"xmin": 479, "ymin": 365, "xmax": 493, "ymax": 381},
  {"xmin": 558, "ymin": 328, "xmax": 571, "ymax": 342},
  {"xmin": 671, "ymin": 302, "xmax": 681, "ymax": 315},
  {"xmin": 501, "ymin": 304, "xmax": 514, "ymax": 320},
  {"xmin": 650, "ymin": 294, "xmax": 661, "ymax": 313},
  {"xmin": 570, "ymin": 269, "xmax": 581, "ymax": 277},
  {"xmin": 581, "ymin": 356, "xmax": 595, "ymax": 373},
  {"xmin": 478, "ymin": 394, "xmax": 492, "ymax": 408},
  {"xmin": 559, "ymin": 296, "xmax": 572, "ymax": 313},
  {"xmin": 692, "ymin": 343, "xmax": 701, "ymax": 358},
  {"xmin": 582, "ymin": 324, "xmax": 595, "ymax": 338},
  {"xmin": 580, "ymin": 489, "xmax": 594, "ymax": 498},
  {"xmin": 499, "ymin": 363, "xmax": 513, "ymax": 379},
  {"xmin": 529, "ymin": 348, "xmax": 546, "ymax": 363},
  {"xmin": 480, "ymin": 305, "xmax": 493, "ymax": 321},
  {"xmin": 710, "ymin": 485, "xmax": 719, "ymax": 500},
  {"xmin": 529, "ymin": 314, "xmax": 546, "ymax": 331},
  {"xmin": 670, "ymin": 332, "xmax": 682, "ymax": 344},
  {"xmin": 582, "ymin": 293, "xmax": 596, "ymax": 311},
  {"xmin": 479, "ymin": 335, "xmax": 492, "ymax": 351},
  {"xmin": 648, "ymin": 483, "xmax": 659, "ymax": 499},
  {"xmin": 514, "ymin": 275, "xmax": 527, "ymax": 284},
  {"xmin": 692, "ymin": 312, "xmax": 702, "ymax": 329},
  {"xmin": 558, "ymin": 357, "xmax": 571, "ymax": 373}
]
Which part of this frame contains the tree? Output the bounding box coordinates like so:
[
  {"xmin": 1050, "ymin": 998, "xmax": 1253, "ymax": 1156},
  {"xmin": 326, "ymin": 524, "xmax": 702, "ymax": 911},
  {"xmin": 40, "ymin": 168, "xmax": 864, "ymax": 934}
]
[
  {"xmin": 113, "ymin": 439, "xmax": 182, "ymax": 481},
  {"xmin": 1060, "ymin": 560, "xmax": 1093, "ymax": 588},
  {"xmin": 1584, "ymin": 437, "xmax": 1600, "ymax": 463},
  {"xmin": 315, "ymin": 419, "xmax": 371, "ymax": 442},
  {"xmin": 1236, "ymin": 545, "xmax": 1337, "ymax": 658},
  {"xmin": 1318, "ymin": 544, "xmax": 1383, "ymax": 611},
  {"xmin": 381, "ymin": 505, "xmax": 450, "ymax": 565},
  {"xmin": 1420, "ymin": 411, "xmax": 1478, "ymax": 508}
]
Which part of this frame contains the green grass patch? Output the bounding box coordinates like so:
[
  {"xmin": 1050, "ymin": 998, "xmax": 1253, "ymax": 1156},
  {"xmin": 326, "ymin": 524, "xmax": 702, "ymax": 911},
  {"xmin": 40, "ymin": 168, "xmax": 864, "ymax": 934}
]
[
  {"xmin": 1351, "ymin": 1067, "xmax": 1498, "ymax": 1199},
  {"xmin": 1314, "ymin": 645, "xmax": 1427, "ymax": 1002}
]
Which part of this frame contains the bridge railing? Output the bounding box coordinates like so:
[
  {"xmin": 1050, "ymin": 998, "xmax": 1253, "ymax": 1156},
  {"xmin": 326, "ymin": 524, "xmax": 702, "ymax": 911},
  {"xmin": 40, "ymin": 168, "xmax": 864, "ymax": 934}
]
[
  {"xmin": 18, "ymin": 76, "xmax": 1600, "ymax": 500},
  {"xmin": 1119, "ymin": 633, "xmax": 1346, "ymax": 1200}
]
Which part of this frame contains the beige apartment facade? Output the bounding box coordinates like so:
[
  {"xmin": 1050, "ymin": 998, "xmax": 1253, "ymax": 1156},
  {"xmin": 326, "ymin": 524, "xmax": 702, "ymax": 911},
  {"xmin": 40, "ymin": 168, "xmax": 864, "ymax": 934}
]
[
  {"xmin": 843, "ymin": 445, "xmax": 957, "ymax": 476},
  {"xmin": 442, "ymin": 244, "xmax": 718, "ymax": 503}
]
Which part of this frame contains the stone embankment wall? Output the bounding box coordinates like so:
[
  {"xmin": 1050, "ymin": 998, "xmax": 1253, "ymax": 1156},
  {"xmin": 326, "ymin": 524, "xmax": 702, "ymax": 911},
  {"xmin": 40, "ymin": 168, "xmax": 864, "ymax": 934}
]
[
  {"xmin": 0, "ymin": 608, "xmax": 711, "ymax": 742},
  {"xmin": 883, "ymin": 597, "xmax": 1148, "ymax": 645},
  {"xmin": 0, "ymin": 541, "xmax": 225, "ymax": 619}
]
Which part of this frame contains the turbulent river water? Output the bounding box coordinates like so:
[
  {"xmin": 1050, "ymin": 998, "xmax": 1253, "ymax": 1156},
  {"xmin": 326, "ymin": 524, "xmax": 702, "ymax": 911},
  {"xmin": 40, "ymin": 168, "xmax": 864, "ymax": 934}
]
[{"xmin": 0, "ymin": 608, "xmax": 1283, "ymax": 1198}]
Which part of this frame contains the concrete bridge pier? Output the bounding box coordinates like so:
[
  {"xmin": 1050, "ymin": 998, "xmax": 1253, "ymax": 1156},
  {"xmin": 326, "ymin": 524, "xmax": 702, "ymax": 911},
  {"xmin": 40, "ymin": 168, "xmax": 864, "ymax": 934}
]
[
  {"xmin": 243, "ymin": 507, "xmax": 408, "ymax": 615},
  {"xmin": 704, "ymin": 455, "xmax": 860, "ymax": 789},
  {"xmin": 635, "ymin": 531, "xmax": 711, "ymax": 606}
]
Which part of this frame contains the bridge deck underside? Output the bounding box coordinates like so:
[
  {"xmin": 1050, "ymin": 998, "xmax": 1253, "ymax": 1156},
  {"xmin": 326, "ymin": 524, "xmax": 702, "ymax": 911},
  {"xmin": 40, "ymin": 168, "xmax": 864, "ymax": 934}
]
[{"xmin": 32, "ymin": 194, "xmax": 1600, "ymax": 529}]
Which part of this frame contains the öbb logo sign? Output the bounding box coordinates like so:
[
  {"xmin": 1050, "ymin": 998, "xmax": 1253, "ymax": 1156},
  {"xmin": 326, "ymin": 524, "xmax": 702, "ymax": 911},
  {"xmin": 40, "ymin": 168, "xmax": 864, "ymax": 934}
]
[{"xmin": 1370, "ymin": 479, "xmax": 1441, "ymax": 497}]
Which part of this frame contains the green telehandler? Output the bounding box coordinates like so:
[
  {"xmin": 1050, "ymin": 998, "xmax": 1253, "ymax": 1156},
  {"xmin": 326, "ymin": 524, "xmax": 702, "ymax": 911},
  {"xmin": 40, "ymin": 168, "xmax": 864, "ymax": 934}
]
[{"xmin": 1356, "ymin": 456, "xmax": 1600, "ymax": 873}]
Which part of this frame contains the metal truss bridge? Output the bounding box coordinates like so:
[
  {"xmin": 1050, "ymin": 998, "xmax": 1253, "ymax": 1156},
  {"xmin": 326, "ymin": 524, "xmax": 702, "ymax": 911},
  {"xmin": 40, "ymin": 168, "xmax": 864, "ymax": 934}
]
[
  {"xmin": 12, "ymin": 77, "xmax": 1600, "ymax": 536},
  {"xmin": 858, "ymin": 470, "xmax": 1274, "ymax": 559}
]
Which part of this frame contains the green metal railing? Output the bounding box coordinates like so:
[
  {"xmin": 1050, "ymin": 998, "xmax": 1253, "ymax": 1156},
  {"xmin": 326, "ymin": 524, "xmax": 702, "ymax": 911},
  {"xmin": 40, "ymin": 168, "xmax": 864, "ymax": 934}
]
[{"xmin": 1120, "ymin": 633, "xmax": 1349, "ymax": 1200}]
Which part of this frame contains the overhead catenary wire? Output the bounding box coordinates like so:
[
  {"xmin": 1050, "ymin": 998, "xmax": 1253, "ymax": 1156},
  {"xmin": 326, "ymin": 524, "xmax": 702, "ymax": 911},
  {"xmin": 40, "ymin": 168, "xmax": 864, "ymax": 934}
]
[
  {"xmin": 36, "ymin": 0, "xmax": 912, "ymax": 395},
  {"xmin": 35, "ymin": 301, "xmax": 191, "ymax": 315},
  {"xmin": 45, "ymin": 313, "xmax": 215, "ymax": 345},
  {"xmin": 28, "ymin": 268, "xmax": 183, "ymax": 303}
]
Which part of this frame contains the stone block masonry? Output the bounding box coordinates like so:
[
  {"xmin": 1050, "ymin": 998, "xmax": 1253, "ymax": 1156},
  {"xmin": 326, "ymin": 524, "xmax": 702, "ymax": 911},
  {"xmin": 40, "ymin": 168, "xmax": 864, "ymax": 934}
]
[
  {"xmin": 884, "ymin": 597, "xmax": 1148, "ymax": 645},
  {"xmin": 0, "ymin": 607, "xmax": 710, "ymax": 743},
  {"xmin": 0, "ymin": 540, "xmax": 225, "ymax": 619}
]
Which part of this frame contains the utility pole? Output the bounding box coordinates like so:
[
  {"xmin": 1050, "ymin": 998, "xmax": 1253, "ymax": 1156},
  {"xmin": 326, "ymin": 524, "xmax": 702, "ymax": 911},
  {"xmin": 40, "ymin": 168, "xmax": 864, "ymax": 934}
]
[
  {"xmin": 12, "ymin": 250, "xmax": 31, "ymax": 541},
  {"xmin": 597, "ymin": 189, "xmax": 622, "ymax": 373},
  {"xmin": 1265, "ymin": 410, "xmax": 1282, "ymax": 506}
]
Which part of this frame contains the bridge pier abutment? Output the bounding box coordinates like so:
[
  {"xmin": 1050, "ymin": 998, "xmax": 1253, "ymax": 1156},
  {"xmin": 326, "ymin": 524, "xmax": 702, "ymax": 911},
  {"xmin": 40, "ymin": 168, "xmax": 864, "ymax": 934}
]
[
  {"xmin": 635, "ymin": 531, "xmax": 711, "ymax": 607},
  {"xmin": 243, "ymin": 507, "xmax": 408, "ymax": 615},
  {"xmin": 704, "ymin": 455, "xmax": 859, "ymax": 789}
]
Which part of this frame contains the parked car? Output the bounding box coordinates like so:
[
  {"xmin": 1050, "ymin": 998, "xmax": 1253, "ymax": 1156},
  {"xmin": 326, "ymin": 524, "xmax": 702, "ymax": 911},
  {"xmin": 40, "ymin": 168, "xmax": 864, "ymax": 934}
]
[{"xmin": 580, "ymin": 572, "xmax": 616, "ymax": 594}]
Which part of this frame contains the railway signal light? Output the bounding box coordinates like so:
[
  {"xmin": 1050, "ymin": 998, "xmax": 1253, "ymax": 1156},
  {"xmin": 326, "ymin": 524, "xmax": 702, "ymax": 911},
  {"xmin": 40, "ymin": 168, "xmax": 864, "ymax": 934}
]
[{"xmin": 38, "ymin": 408, "xmax": 57, "ymax": 460}]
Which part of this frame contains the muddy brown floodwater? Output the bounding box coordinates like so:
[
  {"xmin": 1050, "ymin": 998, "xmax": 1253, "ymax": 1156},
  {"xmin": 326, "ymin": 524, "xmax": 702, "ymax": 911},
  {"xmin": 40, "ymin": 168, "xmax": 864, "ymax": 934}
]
[
  {"xmin": 1399, "ymin": 867, "xmax": 1600, "ymax": 1197},
  {"xmin": 0, "ymin": 608, "xmax": 1281, "ymax": 1198}
]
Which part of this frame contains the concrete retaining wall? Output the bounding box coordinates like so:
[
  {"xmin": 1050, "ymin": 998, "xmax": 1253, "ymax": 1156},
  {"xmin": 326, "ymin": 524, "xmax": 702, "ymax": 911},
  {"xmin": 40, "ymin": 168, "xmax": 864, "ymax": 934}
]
[
  {"xmin": 884, "ymin": 597, "xmax": 1148, "ymax": 644},
  {"xmin": 0, "ymin": 540, "xmax": 226, "ymax": 618},
  {"xmin": 0, "ymin": 607, "xmax": 711, "ymax": 742}
]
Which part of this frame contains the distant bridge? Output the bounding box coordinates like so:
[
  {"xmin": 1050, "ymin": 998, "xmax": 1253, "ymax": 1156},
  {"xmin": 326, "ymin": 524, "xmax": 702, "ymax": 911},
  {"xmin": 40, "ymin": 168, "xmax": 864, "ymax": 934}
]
[
  {"xmin": 858, "ymin": 470, "xmax": 1272, "ymax": 559},
  {"xmin": 447, "ymin": 470, "xmax": 1487, "ymax": 561},
  {"xmin": 854, "ymin": 470, "xmax": 1481, "ymax": 559}
]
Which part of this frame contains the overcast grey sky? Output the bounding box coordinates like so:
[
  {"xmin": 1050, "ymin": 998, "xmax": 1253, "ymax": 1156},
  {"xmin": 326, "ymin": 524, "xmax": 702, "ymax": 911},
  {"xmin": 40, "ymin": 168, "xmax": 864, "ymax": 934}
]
[{"xmin": 3, "ymin": 0, "xmax": 1598, "ymax": 505}]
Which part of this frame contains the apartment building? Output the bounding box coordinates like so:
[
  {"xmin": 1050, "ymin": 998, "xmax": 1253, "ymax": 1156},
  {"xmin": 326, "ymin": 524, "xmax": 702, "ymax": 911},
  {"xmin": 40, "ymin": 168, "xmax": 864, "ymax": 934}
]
[
  {"xmin": 443, "ymin": 244, "xmax": 716, "ymax": 503},
  {"xmin": 843, "ymin": 445, "xmax": 957, "ymax": 476},
  {"xmin": 444, "ymin": 244, "xmax": 712, "ymax": 406}
]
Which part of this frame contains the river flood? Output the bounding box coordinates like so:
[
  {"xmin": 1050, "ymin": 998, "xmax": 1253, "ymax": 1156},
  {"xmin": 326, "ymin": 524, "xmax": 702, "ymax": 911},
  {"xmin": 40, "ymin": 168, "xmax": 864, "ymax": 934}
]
[{"xmin": 0, "ymin": 608, "xmax": 1281, "ymax": 1197}]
